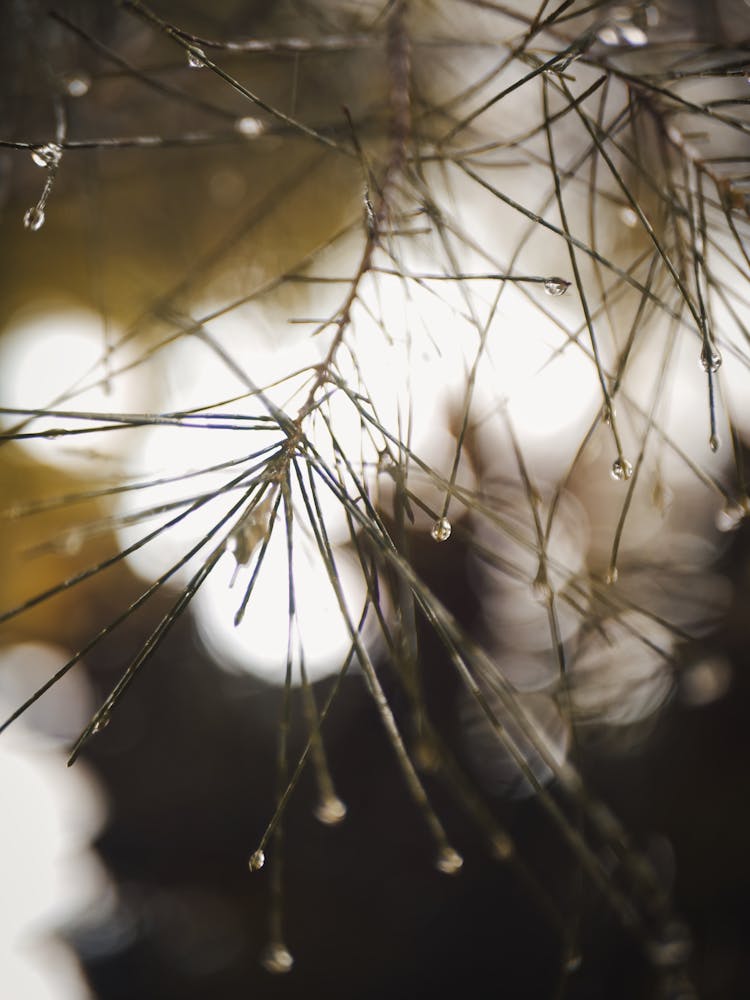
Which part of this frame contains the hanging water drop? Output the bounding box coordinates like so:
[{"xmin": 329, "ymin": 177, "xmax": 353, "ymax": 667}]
[
  {"xmin": 596, "ymin": 26, "xmax": 620, "ymax": 46},
  {"xmin": 605, "ymin": 566, "xmax": 619, "ymax": 586},
  {"xmin": 234, "ymin": 115, "xmax": 264, "ymax": 137},
  {"xmin": 598, "ymin": 8, "xmax": 648, "ymax": 47},
  {"xmin": 531, "ymin": 568, "xmax": 552, "ymax": 602},
  {"xmin": 31, "ymin": 143, "xmax": 62, "ymax": 169},
  {"xmin": 260, "ymin": 942, "xmax": 294, "ymax": 974},
  {"xmin": 187, "ymin": 46, "xmax": 206, "ymax": 68},
  {"xmin": 491, "ymin": 832, "xmax": 513, "ymax": 861},
  {"xmin": 431, "ymin": 517, "xmax": 452, "ymax": 542},
  {"xmin": 543, "ymin": 277, "xmax": 569, "ymax": 297},
  {"xmin": 315, "ymin": 794, "xmax": 347, "ymax": 826},
  {"xmin": 619, "ymin": 24, "xmax": 648, "ymax": 46},
  {"xmin": 92, "ymin": 713, "xmax": 110, "ymax": 734},
  {"xmin": 709, "ymin": 433, "xmax": 720, "ymax": 453},
  {"xmin": 716, "ymin": 502, "xmax": 746, "ymax": 533},
  {"xmin": 23, "ymin": 205, "xmax": 45, "ymax": 231},
  {"xmin": 64, "ymin": 72, "xmax": 91, "ymax": 98},
  {"xmin": 610, "ymin": 457, "xmax": 633, "ymax": 482},
  {"xmin": 248, "ymin": 848, "xmax": 265, "ymax": 872},
  {"xmin": 435, "ymin": 846, "xmax": 463, "ymax": 875},
  {"xmin": 619, "ymin": 206, "xmax": 639, "ymax": 228},
  {"xmin": 699, "ymin": 343, "xmax": 722, "ymax": 374}
]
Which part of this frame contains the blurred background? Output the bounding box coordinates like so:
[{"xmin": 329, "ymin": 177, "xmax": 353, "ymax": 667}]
[{"xmin": 1, "ymin": 1, "xmax": 750, "ymax": 997}]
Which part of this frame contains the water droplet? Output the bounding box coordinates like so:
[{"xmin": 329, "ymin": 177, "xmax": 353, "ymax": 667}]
[
  {"xmin": 187, "ymin": 46, "xmax": 206, "ymax": 68},
  {"xmin": 646, "ymin": 920, "xmax": 692, "ymax": 968},
  {"xmin": 620, "ymin": 206, "xmax": 639, "ymax": 228},
  {"xmin": 619, "ymin": 24, "xmax": 648, "ymax": 46},
  {"xmin": 716, "ymin": 502, "xmax": 747, "ymax": 532},
  {"xmin": 435, "ymin": 846, "xmax": 463, "ymax": 875},
  {"xmin": 602, "ymin": 403, "xmax": 615, "ymax": 426},
  {"xmin": 364, "ymin": 193, "xmax": 377, "ymax": 236},
  {"xmin": 531, "ymin": 568, "xmax": 552, "ymax": 602},
  {"xmin": 699, "ymin": 343, "xmax": 722, "ymax": 374},
  {"xmin": 31, "ymin": 142, "xmax": 62, "ymax": 168},
  {"xmin": 248, "ymin": 849, "xmax": 265, "ymax": 872},
  {"xmin": 64, "ymin": 72, "xmax": 91, "ymax": 98},
  {"xmin": 23, "ymin": 205, "xmax": 45, "ymax": 231},
  {"xmin": 431, "ymin": 517, "xmax": 452, "ymax": 542},
  {"xmin": 544, "ymin": 277, "xmax": 569, "ymax": 297},
  {"xmin": 235, "ymin": 116, "xmax": 264, "ymax": 137},
  {"xmin": 315, "ymin": 795, "xmax": 347, "ymax": 826},
  {"xmin": 598, "ymin": 10, "xmax": 648, "ymax": 47},
  {"xmin": 709, "ymin": 434, "xmax": 720, "ymax": 454},
  {"xmin": 260, "ymin": 941, "xmax": 294, "ymax": 974},
  {"xmin": 610, "ymin": 457, "xmax": 633, "ymax": 482},
  {"xmin": 605, "ymin": 566, "xmax": 619, "ymax": 586},
  {"xmin": 491, "ymin": 832, "xmax": 513, "ymax": 861},
  {"xmin": 597, "ymin": 25, "xmax": 620, "ymax": 46},
  {"xmin": 92, "ymin": 713, "xmax": 110, "ymax": 734}
]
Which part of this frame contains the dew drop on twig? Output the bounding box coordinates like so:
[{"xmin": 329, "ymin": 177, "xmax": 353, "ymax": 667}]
[
  {"xmin": 431, "ymin": 517, "xmax": 452, "ymax": 542},
  {"xmin": 23, "ymin": 205, "xmax": 45, "ymax": 231},
  {"xmin": 31, "ymin": 143, "xmax": 62, "ymax": 168},
  {"xmin": 260, "ymin": 942, "xmax": 294, "ymax": 974},
  {"xmin": 597, "ymin": 10, "xmax": 648, "ymax": 47},
  {"xmin": 315, "ymin": 795, "xmax": 347, "ymax": 826},
  {"xmin": 435, "ymin": 846, "xmax": 463, "ymax": 875},
  {"xmin": 64, "ymin": 72, "xmax": 91, "ymax": 98},
  {"xmin": 709, "ymin": 434, "xmax": 720, "ymax": 454},
  {"xmin": 92, "ymin": 713, "xmax": 110, "ymax": 734},
  {"xmin": 610, "ymin": 457, "xmax": 633, "ymax": 482},
  {"xmin": 619, "ymin": 24, "xmax": 648, "ymax": 47},
  {"xmin": 187, "ymin": 46, "xmax": 206, "ymax": 69},
  {"xmin": 235, "ymin": 116, "xmax": 264, "ymax": 137},
  {"xmin": 491, "ymin": 832, "xmax": 513, "ymax": 861},
  {"xmin": 543, "ymin": 277, "xmax": 569, "ymax": 297},
  {"xmin": 597, "ymin": 26, "xmax": 620, "ymax": 46},
  {"xmin": 248, "ymin": 849, "xmax": 265, "ymax": 872},
  {"xmin": 716, "ymin": 502, "xmax": 746, "ymax": 532},
  {"xmin": 531, "ymin": 568, "xmax": 552, "ymax": 602},
  {"xmin": 699, "ymin": 343, "xmax": 722, "ymax": 374}
]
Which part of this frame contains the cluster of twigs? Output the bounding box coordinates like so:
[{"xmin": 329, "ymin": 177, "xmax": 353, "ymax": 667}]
[{"xmin": 1, "ymin": 0, "xmax": 749, "ymax": 988}]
